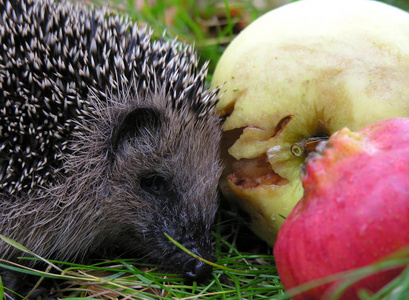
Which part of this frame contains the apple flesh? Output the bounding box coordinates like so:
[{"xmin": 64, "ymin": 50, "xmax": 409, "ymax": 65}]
[
  {"xmin": 274, "ymin": 117, "xmax": 409, "ymax": 300},
  {"xmin": 211, "ymin": 0, "xmax": 409, "ymax": 245}
]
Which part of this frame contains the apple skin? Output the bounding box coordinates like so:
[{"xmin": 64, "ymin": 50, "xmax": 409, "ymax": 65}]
[
  {"xmin": 211, "ymin": 0, "xmax": 409, "ymax": 245},
  {"xmin": 273, "ymin": 118, "xmax": 409, "ymax": 300}
]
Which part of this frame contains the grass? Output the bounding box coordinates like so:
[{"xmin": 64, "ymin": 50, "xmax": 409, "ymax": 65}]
[
  {"xmin": 1, "ymin": 208, "xmax": 285, "ymax": 299},
  {"xmin": 2, "ymin": 0, "xmax": 409, "ymax": 299},
  {"xmin": 1, "ymin": 223, "xmax": 409, "ymax": 299}
]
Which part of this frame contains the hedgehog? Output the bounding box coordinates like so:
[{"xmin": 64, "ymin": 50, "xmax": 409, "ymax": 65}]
[{"xmin": 0, "ymin": 0, "xmax": 223, "ymax": 294}]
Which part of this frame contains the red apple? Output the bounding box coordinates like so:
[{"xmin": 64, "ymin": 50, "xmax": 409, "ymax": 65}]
[{"xmin": 274, "ymin": 117, "xmax": 409, "ymax": 300}]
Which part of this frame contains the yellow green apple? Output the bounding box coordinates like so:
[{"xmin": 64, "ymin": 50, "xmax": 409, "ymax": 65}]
[{"xmin": 211, "ymin": 0, "xmax": 409, "ymax": 245}]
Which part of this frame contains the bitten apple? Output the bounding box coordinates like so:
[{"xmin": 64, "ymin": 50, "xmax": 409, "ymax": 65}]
[
  {"xmin": 211, "ymin": 0, "xmax": 409, "ymax": 245},
  {"xmin": 274, "ymin": 117, "xmax": 409, "ymax": 300}
]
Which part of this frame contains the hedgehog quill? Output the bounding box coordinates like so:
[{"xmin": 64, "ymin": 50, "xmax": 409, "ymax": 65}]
[{"xmin": 0, "ymin": 0, "xmax": 222, "ymax": 294}]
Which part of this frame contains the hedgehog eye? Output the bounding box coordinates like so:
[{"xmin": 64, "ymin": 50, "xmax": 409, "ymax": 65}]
[{"xmin": 140, "ymin": 175, "xmax": 166, "ymax": 195}]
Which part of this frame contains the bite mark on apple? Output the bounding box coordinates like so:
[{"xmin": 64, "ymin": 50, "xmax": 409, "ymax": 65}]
[
  {"xmin": 217, "ymin": 88, "xmax": 247, "ymax": 118},
  {"xmin": 227, "ymin": 155, "xmax": 288, "ymax": 189},
  {"xmin": 273, "ymin": 115, "xmax": 294, "ymax": 137}
]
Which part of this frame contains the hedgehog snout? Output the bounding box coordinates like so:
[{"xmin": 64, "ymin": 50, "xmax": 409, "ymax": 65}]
[
  {"xmin": 161, "ymin": 231, "xmax": 216, "ymax": 282},
  {"xmin": 182, "ymin": 251, "xmax": 215, "ymax": 282}
]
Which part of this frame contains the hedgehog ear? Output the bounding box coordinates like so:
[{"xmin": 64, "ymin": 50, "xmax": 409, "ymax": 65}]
[{"xmin": 111, "ymin": 107, "xmax": 162, "ymax": 153}]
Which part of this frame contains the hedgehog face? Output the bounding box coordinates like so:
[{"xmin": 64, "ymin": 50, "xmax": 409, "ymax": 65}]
[{"xmin": 102, "ymin": 103, "xmax": 222, "ymax": 281}]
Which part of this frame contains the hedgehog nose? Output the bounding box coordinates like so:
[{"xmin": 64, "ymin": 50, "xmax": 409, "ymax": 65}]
[{"xmin": 183, "ymin": 255, "xmax": 214, "ymax": 282}]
